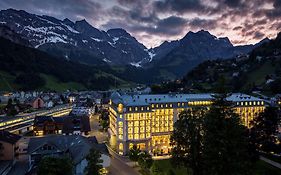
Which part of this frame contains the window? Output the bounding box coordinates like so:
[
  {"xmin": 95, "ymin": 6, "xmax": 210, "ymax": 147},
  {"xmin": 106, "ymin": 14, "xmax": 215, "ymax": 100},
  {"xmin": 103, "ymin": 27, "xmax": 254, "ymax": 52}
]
[
  {"xmin": 119, "ymin": 143, "xmax": 123, "ymax": 150},
  {"xmin": 134, "ymin": 134, "xmax": 139, "ymax": 139},
  {"xmin": 118, "ymin": 122, "xmax": 123, "ymax": 127}
]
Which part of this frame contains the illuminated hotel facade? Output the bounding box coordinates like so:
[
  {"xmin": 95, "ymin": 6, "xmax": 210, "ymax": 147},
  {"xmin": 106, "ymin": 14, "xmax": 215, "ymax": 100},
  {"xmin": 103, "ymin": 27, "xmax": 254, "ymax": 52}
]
[{"xmin": 108, "ymin": 93, "xmax": 265, "ymax": 155}]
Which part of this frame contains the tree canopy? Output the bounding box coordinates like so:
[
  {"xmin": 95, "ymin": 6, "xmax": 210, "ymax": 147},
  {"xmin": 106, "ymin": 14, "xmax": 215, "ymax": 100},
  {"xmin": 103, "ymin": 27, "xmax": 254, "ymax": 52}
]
[
  {"xmin": 37, "ymin": 156, "xmax": 73, "ymax": 175},
  {"xmin": 84, "ymin": 148, "xmax": 103, "ymax": 175}
]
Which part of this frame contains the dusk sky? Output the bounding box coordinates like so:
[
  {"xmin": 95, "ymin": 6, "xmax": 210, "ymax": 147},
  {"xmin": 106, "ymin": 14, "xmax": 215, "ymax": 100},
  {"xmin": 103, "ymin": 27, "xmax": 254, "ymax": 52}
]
[{"xmin": 0, "ymin": 0, "xmax": 280, "ymax": 48}]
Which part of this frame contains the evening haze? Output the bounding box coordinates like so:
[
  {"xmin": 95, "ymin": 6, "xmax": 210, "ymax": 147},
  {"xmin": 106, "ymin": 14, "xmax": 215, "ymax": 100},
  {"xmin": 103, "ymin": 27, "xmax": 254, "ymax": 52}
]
[{"xmin": 0, "ymin": 0, "xmax": 280, "ymax": 47}]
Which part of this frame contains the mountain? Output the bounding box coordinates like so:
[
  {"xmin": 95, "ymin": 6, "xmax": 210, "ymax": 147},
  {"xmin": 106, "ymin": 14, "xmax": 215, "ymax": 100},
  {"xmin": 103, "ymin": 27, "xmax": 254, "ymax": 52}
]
[
  {"xmin": 152, "ymin": 32, "xmax": 281, "ymax": 94},
  {"xmin": 0, "ymin": 24, "xmax": 30, "ymax": 46},
  {"xmin": 0, "ymin": 35, "xmax": 130, "ymax": 91},
  {"xmin": 0, "ymin": 8, "xmax": 152, "ymax": 66},
  {"xmin": 149, "ymin": 30, "xmax": 266, "ymax": 79},
  {"xmin": 0, "ymin": 8, "xmax": 267, "ymax": 84}
]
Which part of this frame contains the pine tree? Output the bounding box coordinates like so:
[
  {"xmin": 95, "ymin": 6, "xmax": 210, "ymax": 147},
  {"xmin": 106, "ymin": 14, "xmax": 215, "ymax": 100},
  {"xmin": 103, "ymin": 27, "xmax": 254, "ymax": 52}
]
[
  {"xmin": 171, "ymin": 108, "xmax": 205, "ymax": 175},
  {"xmin": 250, "ymin": 107, "xmax": 280, "ymax": 154},
  {"xmin": 84, "ymin": 148, "xmax": 103, "ymax": 175},
  {"xmin": 202, "ymin": 94, "xmax": 253, "ymax": 175}
]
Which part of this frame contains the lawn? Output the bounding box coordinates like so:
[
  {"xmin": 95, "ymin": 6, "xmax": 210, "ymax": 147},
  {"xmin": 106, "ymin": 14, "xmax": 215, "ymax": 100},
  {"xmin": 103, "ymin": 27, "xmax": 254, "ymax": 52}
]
[
  {"xmin": 0, "ymin": 71, "xmax": 16, "ymax": 91},
  {"xmin": 243, "ymin": 61, "xmax": 275, "ymax": 90},
  {"xmin": 40, "ymin": 74, "xmax": 86, "ymax": 91},
  {"xmin": 152, "ymin": 159, "xmax": 190, "ymax": 175},
  {"xmin": 146, "ymin": 159, "xmax": 281, "ymax": 175}
]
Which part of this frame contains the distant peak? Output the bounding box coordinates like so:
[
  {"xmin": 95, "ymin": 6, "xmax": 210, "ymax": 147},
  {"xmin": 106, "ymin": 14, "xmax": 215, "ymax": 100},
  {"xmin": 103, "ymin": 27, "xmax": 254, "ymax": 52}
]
[
  {"xmin": 107, "ymin": 28, "xmax": 131, "ymax": 37},
  {"xmin": 75, "ymin": 19, "xmax": 90, "ymax": 25},
  {"xmin": 197, "ymin": 29, "xmax": 211, "ymax": 35},
  {"xmin": 63, "ymin": 18, "xmax": 72, "ymax": 23}
]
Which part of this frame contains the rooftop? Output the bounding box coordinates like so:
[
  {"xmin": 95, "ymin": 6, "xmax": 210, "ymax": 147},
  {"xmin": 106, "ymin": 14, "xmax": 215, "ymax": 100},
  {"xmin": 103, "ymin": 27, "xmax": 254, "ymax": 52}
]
[
  {"xmin": 0, "ymin": 130, "xmax": 21, "ymax": 144},
  {"xmin": 111, "ymin": 93, "xmax": 264, "ymax": 106}
]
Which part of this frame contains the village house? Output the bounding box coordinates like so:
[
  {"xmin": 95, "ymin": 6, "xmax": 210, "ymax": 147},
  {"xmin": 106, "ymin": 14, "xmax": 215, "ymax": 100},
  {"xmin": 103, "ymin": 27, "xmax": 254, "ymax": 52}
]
[
  {"xmin": 33, "ymin": 115, "xmax": 91, "ymax": 136},
  {"xmin": 25, "ymin": 97, "xmax": 44, "ymax": 109},
  {"xmin": 27, "ymin": 135, "xmax": 110, "ymax": 175}
]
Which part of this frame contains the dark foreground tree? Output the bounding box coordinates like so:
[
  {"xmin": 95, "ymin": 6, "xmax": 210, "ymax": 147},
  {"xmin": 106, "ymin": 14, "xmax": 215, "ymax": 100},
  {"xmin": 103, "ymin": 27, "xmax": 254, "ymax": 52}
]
[
  {"xmin": 84, "ymin": 148, "xmax": 103, "ymax": 175},
  {"xmin": 171, "ymin": 108, "xmax": 206, "ymax": 175},
  {"xmin": 128, "ymin": 144, "xmax": 141, "ymax": 165},
  {"xmin": 37, "ymin": 156, "xmax": 73, "ymax": 175},
  {"xmin": 202, "ymin": 94, "xmax": 253, "ymax": 175},
  {"xmin": 250, "ymin": 107, "xmax": 280, "ymax": 154},
  {"xmin": 138, "ymin": 151, "xmax": 153, "ymax": 170}
]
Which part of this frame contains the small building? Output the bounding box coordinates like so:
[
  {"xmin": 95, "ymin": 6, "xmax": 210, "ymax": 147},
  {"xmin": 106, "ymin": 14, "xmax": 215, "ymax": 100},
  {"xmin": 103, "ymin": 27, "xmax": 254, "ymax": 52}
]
[
  {"xmin": 44, "ymin": 100, "xmax": 54, "ymax": 108},
  {"xmin": 25, "ymin": 97, "xmax": 44, "ymax": 109},
  {"xmin": 0, "ymin": 130, "xmax": 21, "ymax": 161},
  {"xmin": 27, "ymin": 135, "xmax": 110, "ymax": 175},
  {"xmin": 33, "ymin": 115, "xmax": 91, "ymax": 136},
  {"xmin": 62, "ymin": 115, "xmax": 91, "ymax": 136},
  {"xmin": 33, "ymin": 116, "xmax": 64, "ymax": 136}
]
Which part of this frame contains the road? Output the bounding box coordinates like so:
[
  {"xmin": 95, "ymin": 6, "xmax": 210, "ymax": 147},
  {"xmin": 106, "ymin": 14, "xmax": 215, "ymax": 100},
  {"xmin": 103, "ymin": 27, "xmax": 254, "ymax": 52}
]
[
  {"xmin": 89, "ymin": 114, "xmax": 140, "ymax": 175},
  {"xmin": 108, "ymin": 148, "xmax": 140, "ymax": 175}
]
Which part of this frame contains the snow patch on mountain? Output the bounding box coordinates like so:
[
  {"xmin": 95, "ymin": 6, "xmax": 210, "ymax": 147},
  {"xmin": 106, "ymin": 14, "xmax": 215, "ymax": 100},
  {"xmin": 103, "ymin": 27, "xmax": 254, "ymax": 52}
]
[
  {"xmin": 61, "ymin": 23, "xmax": 79, "ymax": 34},
  {"xmin": 35, "ymin": 36, "xmax": 67, "ymax": 48},
  {"xmin": 103, "ymin": 58, "xmax": 112, "ymax": 63},
  {"xmin": 130, "ymin": 61, "xmax": 142, "ymax": 68},
  {"xmin": 91, "ymin": 37, "xmax": 102, "ymax": 42},
  {"xmin": 144, "ymin": 49, "xmax": 156, "ymax": 62}
]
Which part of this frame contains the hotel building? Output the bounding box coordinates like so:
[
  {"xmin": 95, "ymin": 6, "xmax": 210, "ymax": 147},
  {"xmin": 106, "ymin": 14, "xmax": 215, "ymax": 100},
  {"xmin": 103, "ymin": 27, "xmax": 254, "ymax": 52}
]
[{"xmin": 108, "ymin": 93, "xmax": 265, "ymax": 155}]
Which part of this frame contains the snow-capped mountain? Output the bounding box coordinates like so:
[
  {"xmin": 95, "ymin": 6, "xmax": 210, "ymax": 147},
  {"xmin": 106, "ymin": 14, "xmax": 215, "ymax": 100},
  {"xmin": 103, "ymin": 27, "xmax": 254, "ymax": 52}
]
[
  {"xmin": 0, "ymin": 9, "xmax": 153, "ymax": 66},
  {"xmin": 0, "ymin": 8, "xmax": 268, "ymax": 73}
]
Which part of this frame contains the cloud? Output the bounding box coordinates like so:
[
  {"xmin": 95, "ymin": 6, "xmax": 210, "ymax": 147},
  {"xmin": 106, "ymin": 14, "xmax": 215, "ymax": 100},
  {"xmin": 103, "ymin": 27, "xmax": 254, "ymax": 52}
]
[
  {"xmin": 153, "ymin": 0, "xmax": 204, "ymax": 14},
  {"xmin": 0, "ymin": 0, "xmax": 280, "ymax": 47}
]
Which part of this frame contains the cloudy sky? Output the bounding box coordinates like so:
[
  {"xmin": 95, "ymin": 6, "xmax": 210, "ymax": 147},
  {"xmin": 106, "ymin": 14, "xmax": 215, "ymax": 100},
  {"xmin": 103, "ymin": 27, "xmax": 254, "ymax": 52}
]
[{"xmin": 0, "ymin": 0, "xmax": 280, "ymax": 48}]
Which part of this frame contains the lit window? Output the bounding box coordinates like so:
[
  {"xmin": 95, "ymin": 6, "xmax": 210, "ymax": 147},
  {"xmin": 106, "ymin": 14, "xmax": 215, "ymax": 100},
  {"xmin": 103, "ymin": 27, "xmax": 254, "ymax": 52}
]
[
  {"xmin": 170, "ymin": 104, "xmax": 172, "ymax": 107},
  {"xmin": 134, "ymin": 134, "xmax": 139, "ymax": 139},
  {"xmin": 141, "ymin": 107, "xmax": 144, "ymax": 111},
  {"xmin": 152, "ymin": 104, "xmax": 154, "ymax": 108},
  {"xmin": 135, "ymin": 107, "xmax": 138, "ymax": 111},
  {"xmin": 119, "ymin": 143, "xmax": 123, "ymax": 150},
  {"xmin": 129, "ymin": 107, "xmax": 132, "ymax": 111},
  {"xmin": 118, "ymin": 122, "xmax": 123, "ymax": 127},
  {"xmin": 147, "ymin": 107, "xmax": 150, "ymax": 110},
  {"xmin": 120, "ymin": 114, "xmax": 122, "ymax": 119}
]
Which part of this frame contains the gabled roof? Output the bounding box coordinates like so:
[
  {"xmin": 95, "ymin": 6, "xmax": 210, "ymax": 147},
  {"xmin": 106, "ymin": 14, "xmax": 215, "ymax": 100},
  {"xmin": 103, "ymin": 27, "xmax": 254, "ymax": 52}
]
[
  {"xmin": 0, "ymin": 130, "xmax": 21, "ymax": 144},
  {"xmin": 27, "ymin": 135, "xmax": 107, "ymax": 164}
]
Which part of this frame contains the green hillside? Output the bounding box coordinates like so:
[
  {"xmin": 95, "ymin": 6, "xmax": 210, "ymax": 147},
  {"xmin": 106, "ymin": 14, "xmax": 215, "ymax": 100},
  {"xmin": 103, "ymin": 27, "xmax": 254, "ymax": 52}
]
[
  {"xmin": 152, "ymin": 32, "xmax": 281, "ymax": 95},
  {"xmin": 0, "ymin": 37, "xmax": 132, "ymax": 91}
]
